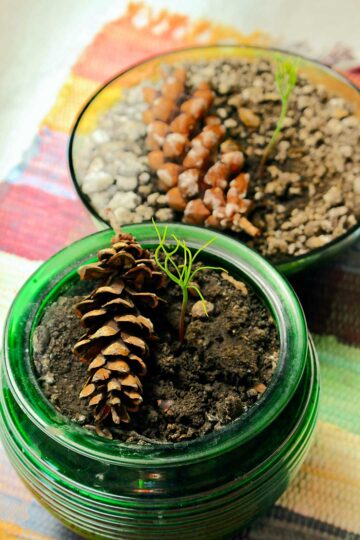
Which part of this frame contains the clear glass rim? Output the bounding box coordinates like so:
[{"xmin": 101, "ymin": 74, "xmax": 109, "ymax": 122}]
[
  {"xmin": 68, "ymin": 44, "xmax": 360, "ymax": 275},
  {"xmin": 3, "ymin": 223, "xmax": 308, "ymax": 466}
]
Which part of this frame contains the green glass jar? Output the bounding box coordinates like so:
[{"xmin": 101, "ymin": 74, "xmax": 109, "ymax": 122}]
[{"xmin": 0, "ymin": 224, "xmax": 319, "ymax": 539}]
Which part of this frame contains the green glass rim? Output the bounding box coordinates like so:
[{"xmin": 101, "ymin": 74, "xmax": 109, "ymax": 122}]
[
  {"xmin": 3, "ymin": 223, "xmax": 308, "ymax": 466},
  {"xmin": 68, "ymin": 44, "xmax": 360, "ymax": 275}
]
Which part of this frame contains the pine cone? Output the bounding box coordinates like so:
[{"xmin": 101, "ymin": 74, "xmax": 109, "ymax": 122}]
[
  {"xmin": 72, "ymin": 233, "xmax": 166, "ymax": 436},
  {"xmin": 143, "ymin": 69, "xmax": 260, "ymax": 237}
]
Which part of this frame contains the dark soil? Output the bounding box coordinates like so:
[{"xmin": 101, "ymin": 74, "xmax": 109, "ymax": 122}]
[{"xmin": 33, "ymin": 268, "xmax": 279, "ymax": 443}]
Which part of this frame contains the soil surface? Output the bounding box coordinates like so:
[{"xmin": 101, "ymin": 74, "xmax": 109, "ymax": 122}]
[
  {"xmin": 33, "ymin": 267, "xmax": 279, "ymax": 443},
  {"xmin": 75, "ymin": 58, "xmax": 360, "ymax": 263}
]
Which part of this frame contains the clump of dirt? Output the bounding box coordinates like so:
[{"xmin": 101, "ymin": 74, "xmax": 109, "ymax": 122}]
[{"xmin": 33, "ymin": 267, "xmax": 279, "ymax": 443}]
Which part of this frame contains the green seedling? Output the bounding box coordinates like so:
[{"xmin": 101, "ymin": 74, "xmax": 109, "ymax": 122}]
[
  {"xmin": 258, "ymin": 55, "xmax": 299, "ymax": 177},
  {"xmin": 153, "ymin": 220, "xmax": 226, "ymax": 342}
]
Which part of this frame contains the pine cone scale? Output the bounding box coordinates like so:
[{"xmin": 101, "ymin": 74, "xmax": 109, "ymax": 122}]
[
  {"xmin": 105, "ymin": 360, "xmax": 130, "ymax": 373},
  {"xmin": 125, "ymin": 290, "xmax": 160, "ymax": 308},
  {"xmin": 93, "ymin": 280, "xmax": 125, "ymax": 298},
  {"xmin": 88, "ymin": 393, "xmax": 104, "ymax": 406},
  {"xmin": 121, "ymin": 373, "xmax": 142, "ymax": 389},
  {"xmin": 101, "ymin": 340, "xmax": 130, "ymax": 357},
  {"xmin": 101, "ymin": 298, "xmax": 134, "ymax": 312},
  {"xmin": 88, "ymin": 321, "xmax": 119, "ymax": 339},
  {"xmin": 74, "ymin": 299, "xmax": 97, "ymax": 317},
  {"xmin": 107, "ymin": 379, "xmax": 122, "ymax": 392},
  {"xmin": 79, "ymin": 383, "xmax": 96, "ymax": 399},
  {"xmin": 92, "ymin": 368, "xmax": 111, "ymax": 382},
  {"xmin": 128, "ymin": 354, "xmax": 147, "ymax": 376},
  {"xmin": 108, "ymin": 251, "xmax": 136, "ymax": 268},
  {"xmin": 78, "ymin": 263, "xmax": 112, "ymax": 280},
  {"xmin": 88, "ymin": 355, "xmax": 106, "ymax": 370},
  {"xmin": 80, "ymin": 309, "xmax": 107, "ymax": 327},
  {"xmin": 98, "ymin": 248, "xmax": 116, "ymax": 260}
]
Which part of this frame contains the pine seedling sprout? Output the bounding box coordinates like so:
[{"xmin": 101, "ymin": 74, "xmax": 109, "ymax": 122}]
[
  {"xmin": 153, "ymin": 220, "xmax": 227, "ymax": 342},
  {"xmin": 258, "ymin": 55, "xmax": 299, "ymax": 177}
]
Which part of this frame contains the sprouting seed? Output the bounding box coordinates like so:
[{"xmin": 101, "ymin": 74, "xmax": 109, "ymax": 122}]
[
  {"xmin": 153, "ymin": 220, "xmax": 226, "ymax": 342},
  {"xmin": 258, "ymin": 55, "xmax": 299, "ymax": 177}
]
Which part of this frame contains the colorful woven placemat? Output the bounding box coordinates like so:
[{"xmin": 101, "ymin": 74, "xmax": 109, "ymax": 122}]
[{"xmin": 0, "ymin": 4, "xmax": 359, "ymax": 539}]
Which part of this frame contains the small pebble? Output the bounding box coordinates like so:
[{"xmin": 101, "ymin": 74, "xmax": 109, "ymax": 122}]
[
  {"xmin": 109, "ymin": 191, "xmax": 140, "ymax": 211},
  {"xmin": 254, "ymin": 383, "xmax": 267, "ymax": 394},
  {"xmin": 115, "ymin": 176, "xmax": 138, "ymax": 191},
  {"xmin": 139, "ymin": 172, "xmax": 151, "ymax": 184},
  {"xmin": 155, "ymin": 208, "xmax": 174, "ymax": 221},
  {"xmin": 306, "ymin": 235, "xmax": 331, "ymax": 249},
  {"xmin": 224, "ymin": 118, "xmax": 237, "ymax": 128},
  {"xmin": 328, "ymin": 206, "xmax": 348, "ymax": 219},
  {"xmin": 113, "ymin": 207, "xmax": 136, "ymax": 224},
  {"xmin": 238, "ymin": 107, "xmax": 260, "ymax": 128},
  {"xmin": 354, "ymin": 178, "xmax": 360, "ymax": 194},
  {"xmin": 135, "ymin": 205, "xmax": 154, "ymax": 220},
  {"xmin": 191, "ymin": 300, "xmax": 214, "ymax": 318},
  {"xmin": 217, "ymin": 108, "xmax": 228, "ymax": 118},
  {"xmin": 220, "ymin": 272, "xmax": 248, "ymax": 295},
  {"xmin": 157, "ymin": 194, "xmax": 169, "ymax": 207},
  {"xmin": 323, "ymin": 186, "xmax": 342, "ymax": 206},
  {"xmin": 87, "ymin": 157, "xmax": 105, "ymax": 173},
  {"xmin": 82, "ymin": 172, "xmax": 114, "ymax": 194},
  {"xmin": 147, "ymin": 192, "xmax": 160, "ymax": 206},
  {"xmin": 91, "ymin": 129, "xmax": 110, "ymax": 144},
  {"xmin": 138, "ymin": 184, "xmax": 152, "ymax": 196}
]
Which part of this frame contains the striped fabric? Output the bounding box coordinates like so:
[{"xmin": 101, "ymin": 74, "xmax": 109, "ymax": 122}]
[{"xmin": 0, "ymin": 3, "xmax": 359, "ymax": 539}]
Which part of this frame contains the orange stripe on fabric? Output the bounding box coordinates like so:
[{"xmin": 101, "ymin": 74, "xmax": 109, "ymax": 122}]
[
  {"xmin": 73, "ymin": 3, "xmax": 270, "ymax": 83},
  {"xmin": 346, "ymin": 71, "xmax": 360, "ymax": 87},
  {"xmin": 42, "ymin": 3, "xmax": 269, "ymax": 134}
]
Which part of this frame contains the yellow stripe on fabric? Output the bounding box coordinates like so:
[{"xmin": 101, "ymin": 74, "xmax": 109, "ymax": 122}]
[
  {"xmin": 279, "ymin": 421, "xmax": 360, "ymax": 533},
  {"xmin": 0, "ymin": 251, "xmax": 42, "ymax": 343},
  {"xmin": 41, "ymin": 74, "xmax": 99, "ymax": 133},
  {"xmin": 0, "ymin": 521, "xmax": 52, "ymax": 540}
]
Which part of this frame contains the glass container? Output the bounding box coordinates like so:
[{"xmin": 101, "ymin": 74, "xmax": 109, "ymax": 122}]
[
  {"xmin": 0, "ymin": 223, "xmax": 320, "ymax": 539},
  {"xmin": 69, "ymin": 45, "xmax": 360, "ymax": 275}
]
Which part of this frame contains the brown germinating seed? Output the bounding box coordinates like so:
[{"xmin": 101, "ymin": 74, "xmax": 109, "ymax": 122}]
[{"xmin": 76, "ymin": 58, "xmax": 360, "ymax": 261}]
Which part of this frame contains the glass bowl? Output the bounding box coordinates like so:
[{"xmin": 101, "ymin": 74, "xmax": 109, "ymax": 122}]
[
  {"xmin": 69, "ymin": 45, "xmax": 360, "ymax": 276},
  {"xmin": 1, "ymin": 223, "xmax": 319, "ymax": 539}
]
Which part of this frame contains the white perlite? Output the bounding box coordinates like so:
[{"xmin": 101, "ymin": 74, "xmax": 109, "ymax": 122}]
[
  {"xmin": 82, "ymin": 171, "xmax": 114, "ymax": 194},
  {"xmin": 115, "ymin": 175, "xmax": 138, "ymax": 191},
  {"xmin": 108, "ymin": 191, "xmax": 141, "ymax": 211},
  {"xmin": 75, "ymin": 82, "xmax": 151, "ymax": 227}
]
